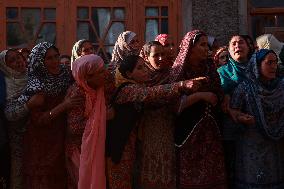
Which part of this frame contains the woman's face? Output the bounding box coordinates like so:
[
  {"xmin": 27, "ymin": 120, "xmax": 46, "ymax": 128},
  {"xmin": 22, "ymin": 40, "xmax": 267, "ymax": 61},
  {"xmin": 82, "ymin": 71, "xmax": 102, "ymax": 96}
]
[
  {"xmin": 218, "ymin": 51, "xmax": 229, "ymax": 66},
  {"xmin": 260, "ymin": 53, "xmax": 278, "ymax": 80},
  {"xmin": 86, "ymin": 65, "xmax": 106, "ymax": 89},
  {"xmin": 189, "ymin": 35, "xmax": 209, "ymax": 62},
  {"xmin": 146, "ymin": 45, "xmax": 166, "ymax": 70},
  {"xmin": 60, "ymin": 57, "xmax": 71, "ymax": 66},
  {"xmin": 127, "ymin": 57, "xmax": 150, "ymax": 83},
  {"xmin": 81, "ymin": 42, "xmax": 94, "ymax": 56},
  {"xmin": 128, "ymin": 35, "xmax": 140, "ymax": 50},
  {"xmin": 229, "ymin": 36, "xmax": 249, "ymax": 63},
  {"xmin": 44, "ymin": 48, "xmax": 61, "ymax": 74},
  {"xmin": 21, "ymin": 51, "xmax": 30, "ymax": 62},
  {"xmin": 6, "ymin": 50, "xmax": 27, "ymax": 73}
]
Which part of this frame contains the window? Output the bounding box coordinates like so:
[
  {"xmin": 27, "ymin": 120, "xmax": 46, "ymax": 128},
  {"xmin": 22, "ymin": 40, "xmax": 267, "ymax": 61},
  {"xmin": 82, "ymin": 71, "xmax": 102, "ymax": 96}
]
[
  {"xmin": 6, "ymin": 7, "xmax": 56, "ymax": 48},
  {"xmin": 77, "ymin": 7, "xmax": 126, "ymax": 62},
  {"xmin": 249, "ymin": 0, "xmax": 284, "ymax": 40},
  {"xmin": 1, "ymin": 0, "xmax": 180, "ymax": 56},
  {"xmin": 145, "ymin": 6, "xmax": 168, "ymax": 42}
]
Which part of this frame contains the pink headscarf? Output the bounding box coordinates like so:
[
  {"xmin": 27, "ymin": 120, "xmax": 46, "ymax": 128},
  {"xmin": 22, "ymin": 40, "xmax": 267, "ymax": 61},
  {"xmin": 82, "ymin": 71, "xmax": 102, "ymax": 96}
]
[
  {"xmin": 72, "ymin": 54, "xmax": 106, "ymax": 189},
  {"xmin": 155, "ymin": 34, "xmax": 169, "ymax": 46},
  {"xmin": 170, "ymin": 30, "xmax": 206, "ymax": 82}
]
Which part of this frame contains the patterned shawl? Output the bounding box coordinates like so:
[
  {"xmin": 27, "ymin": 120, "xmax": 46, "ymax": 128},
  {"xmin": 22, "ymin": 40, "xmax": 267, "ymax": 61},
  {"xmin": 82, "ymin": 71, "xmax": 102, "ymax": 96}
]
[
  {"xmin": 0, "ymin": 50, "xmax": 28, "ymax": 101},
  {"xmin": 72, "ymin": 54, "xmax": 106, "ymax": 189},
  {"xmin": 109, "ymin": 31, "xmax": 138, "ymax": 70},
  {"xmin": 232, "ymin": 49, "xmax": 284, "ymax": 140},
  {"xmin": 71, "ymin": 39, "xmax": 90, "ymax": 69},
  {"xmin": 169, "ymin": 30, "xmax": 207, "ymax": 82},
  {"xmin": 18, "ymin": 42, "xmax": 71, "ymax": 103}
]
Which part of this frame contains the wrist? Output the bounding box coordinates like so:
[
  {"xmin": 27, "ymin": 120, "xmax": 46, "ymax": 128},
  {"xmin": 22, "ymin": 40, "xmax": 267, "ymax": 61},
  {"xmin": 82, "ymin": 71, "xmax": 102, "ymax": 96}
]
[{"xmin": 178, "ymin": 81, "xmax": 185, "ymax": 94}]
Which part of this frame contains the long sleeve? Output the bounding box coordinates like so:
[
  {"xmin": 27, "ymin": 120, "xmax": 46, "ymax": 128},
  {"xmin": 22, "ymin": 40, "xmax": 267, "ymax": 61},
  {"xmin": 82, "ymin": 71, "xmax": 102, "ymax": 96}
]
[
  {"xmin": 230, "ymin": 83, "xmax": 246, "ymax": 110},
  {"xmin": 115, "ymin": 82, "xmax": 181, "ymax": 104},
  {"xmin": 4, "ymin": 100, "xmax": 29, "ymax": 121}
]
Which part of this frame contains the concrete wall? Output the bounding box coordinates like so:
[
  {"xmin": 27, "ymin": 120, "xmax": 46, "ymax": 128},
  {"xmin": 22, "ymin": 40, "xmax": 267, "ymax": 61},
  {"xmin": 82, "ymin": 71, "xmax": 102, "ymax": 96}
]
[{"xmin": 182, "ymin": 0, "xmax": 241, "ymax": 45}]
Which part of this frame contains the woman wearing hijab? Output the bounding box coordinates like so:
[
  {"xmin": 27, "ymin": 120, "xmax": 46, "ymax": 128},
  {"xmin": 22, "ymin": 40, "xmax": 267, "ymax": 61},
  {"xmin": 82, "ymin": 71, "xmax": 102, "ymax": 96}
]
[
  {"xmin": 170, "ymin": 30, "xmax": 226, "ymax": 189},
  {"xmin": 138, "ymin": 41, "xmax": 177, "ymax": 189},
  {"xmin": 14, "ymin": 42, "xmax": 79, "ymax": 189},
  {"xmin": 71, "ymin": 39, "xmax": 94, "ymax": 70},
  {"xmin": 217, "ymin": 35, "xmax": 253, "ymax": 187},
  {"xmin": 107, "ymin": 54, "xmax": 205, "ymax": 189},
  {"xmin": 70, "ymin": 54, "xmax": 110, "ymax": 189},
  {"xmin": 256, "ymin": 34, "xmax": 284, "ymax": 76},
  {"xmin": 155, "ymin": 34, "xmax": 175, "ymax": 66},
  {"xmin": 65, "ymin": 54, "xmax": 115, "ymax": 189},
  {"xmin": 108, "ymin": 31, "xmax": 140, "ymax": 73},
  {"xmin": 214, "ymin": 46, "xmax": 229, "ymax": 68},
  {"xmin": 230, "ymin": 49, "xmax": 284, "ymax": 188},
  {"xmin": 0, "ymin": 49, "xmax": 28, "ymax": 189}
]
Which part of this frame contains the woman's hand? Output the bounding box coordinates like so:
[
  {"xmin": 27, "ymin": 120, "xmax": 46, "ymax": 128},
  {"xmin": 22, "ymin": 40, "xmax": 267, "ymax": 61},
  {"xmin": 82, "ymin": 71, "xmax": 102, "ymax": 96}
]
[
  {"xmin": 221, "ymin": 95, "xmax": 230, "ymax": 113},
  {"xmin": 230, "ymin": 109, "xmax": 255, "ymax": 125},
  {"xmin": 26, "ymin": 93, "xmax": 45, "ymax": 110},
  {"xmin": 199, "ymin": 92, "xmax": 218, "ymax": 106},
  {"xmin": 106, "ymin": 107, "xmax": 115, "ymax": 120},
  {"xmin": 181, "ymin": 77, "xmax": 208, "ymax": 93},
  {"xmin": 63, "ymin": 93, "xmax": 85, "ymax": 110},
  {"xmin": 237, "ymin": 113, "xmax": 255, "ymax": 125}
]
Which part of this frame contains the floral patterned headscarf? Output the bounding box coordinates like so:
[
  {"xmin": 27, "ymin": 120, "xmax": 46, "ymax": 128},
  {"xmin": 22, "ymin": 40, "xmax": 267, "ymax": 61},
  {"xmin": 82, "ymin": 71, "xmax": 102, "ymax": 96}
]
[
  {"xmin": 155, "ymin": 34, "xmax": 169, "ymax": 46},
  {"xmin": 170, "ymin": 30, "xmax": 207, "ymax": 82}
]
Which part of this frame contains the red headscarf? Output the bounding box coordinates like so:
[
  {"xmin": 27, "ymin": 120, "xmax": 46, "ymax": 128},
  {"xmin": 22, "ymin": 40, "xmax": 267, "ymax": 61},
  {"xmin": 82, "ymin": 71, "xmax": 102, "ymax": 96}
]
[
  {"xmin": 213, "ymin": 46, "xmax": 228, "ymax": 67},
  {"xmin": 170, "ymin": 30, "xmax": 206, "ymax": 82},
  {"xmin": 155, "ymin": 34, "xmax": 170, "ymax": 46}
]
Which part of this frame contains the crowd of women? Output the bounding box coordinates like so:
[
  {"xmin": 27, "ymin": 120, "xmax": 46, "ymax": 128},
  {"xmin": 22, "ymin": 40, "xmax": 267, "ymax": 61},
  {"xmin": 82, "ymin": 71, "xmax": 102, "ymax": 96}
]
[{"xmin": 0, "ymin": 29, "xmax": 283, "ymax": 189}]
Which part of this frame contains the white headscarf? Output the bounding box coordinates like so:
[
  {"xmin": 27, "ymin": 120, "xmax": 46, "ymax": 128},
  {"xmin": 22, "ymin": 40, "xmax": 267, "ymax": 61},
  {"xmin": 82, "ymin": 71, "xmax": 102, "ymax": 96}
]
[
  {"xmin": 256, "ymin": 34, "xmax": 284, "ymax": 63},
  {"xmin": 71, "ymin": 39, "xmax": 90, "ymax": 70},
  {"xmin": 0, "ymin": 50, "xmax": 27, "ymax": 101},
  {"xmin": 110, "ymin": 31, "xmax": 137, "ymax": 64}
]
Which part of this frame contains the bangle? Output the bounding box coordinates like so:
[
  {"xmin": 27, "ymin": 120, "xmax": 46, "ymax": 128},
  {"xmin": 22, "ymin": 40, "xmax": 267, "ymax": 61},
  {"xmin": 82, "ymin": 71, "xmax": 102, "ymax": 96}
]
[
  {"xmin": 49, "ymin": 111, "xmax": 52, "ymax": 119},
  {"xmin": 178, "ymin": 81, "xmax": 184, "ymax": 93},
  {"xmin": 180, "ymin": 81, "xmax": 184, "ymax": 88},
  {"xmin": 236, "ymin": 113, "xmax": 242, "ymax": 122}
]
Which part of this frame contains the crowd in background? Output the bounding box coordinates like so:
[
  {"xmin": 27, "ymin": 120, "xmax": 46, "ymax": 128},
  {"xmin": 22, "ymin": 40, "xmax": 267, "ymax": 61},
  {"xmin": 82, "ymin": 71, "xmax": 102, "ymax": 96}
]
[{"xmin": 0, "ymin": 30, "xmax": 284, "ymax": 189}]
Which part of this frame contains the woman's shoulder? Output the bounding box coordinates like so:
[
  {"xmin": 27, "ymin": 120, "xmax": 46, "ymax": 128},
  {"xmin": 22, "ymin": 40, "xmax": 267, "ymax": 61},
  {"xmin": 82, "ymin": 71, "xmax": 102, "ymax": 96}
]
[
  {"xmin": 217, "ymin": 61, "xmax": 232, "ymax": 75},
  {"xmin": 67, "ymin": 83, "xmax": 85, "ymax": 97}
]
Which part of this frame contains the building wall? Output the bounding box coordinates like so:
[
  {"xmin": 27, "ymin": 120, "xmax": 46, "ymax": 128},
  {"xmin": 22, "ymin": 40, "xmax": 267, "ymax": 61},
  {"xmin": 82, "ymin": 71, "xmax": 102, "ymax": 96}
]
[{"xmin": 182, "ymin": 0, "xmax": 240, "ymax": 45}]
